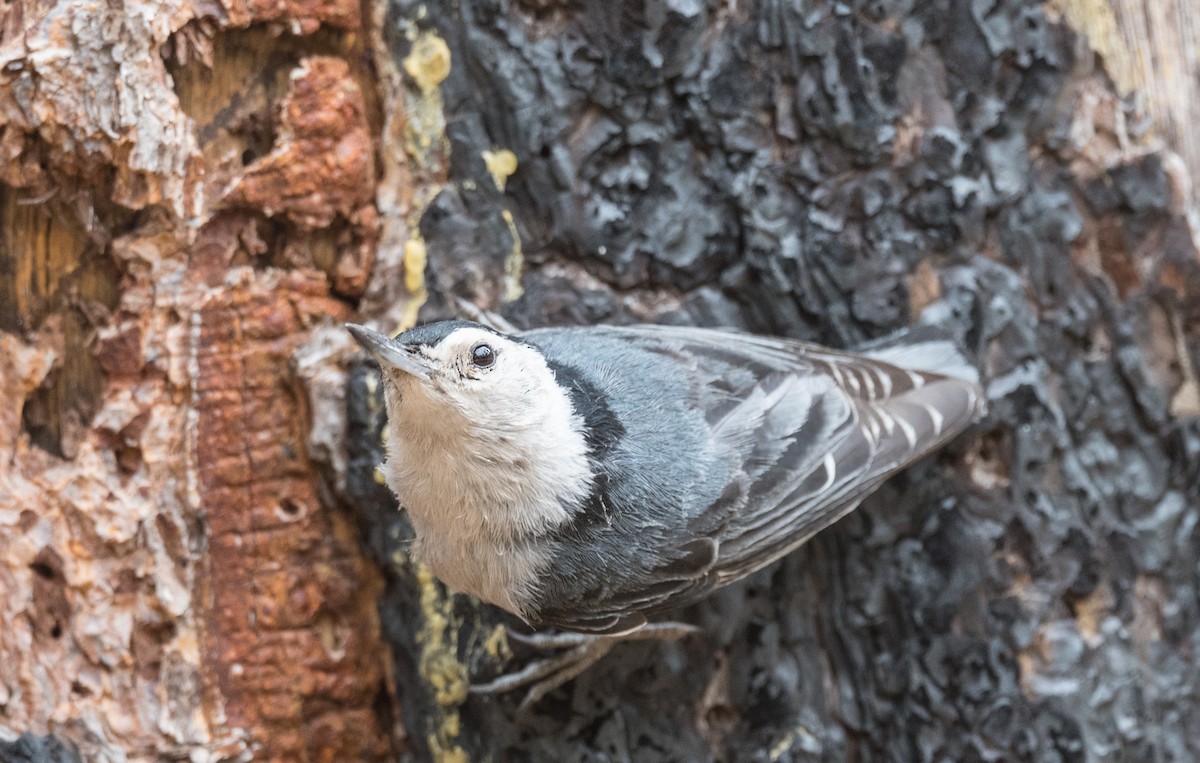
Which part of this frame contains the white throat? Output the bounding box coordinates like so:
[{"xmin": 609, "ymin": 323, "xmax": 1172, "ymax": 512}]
[{"xmin": 380, "ymin": 360, "xmax": 593, "ymax": 615}]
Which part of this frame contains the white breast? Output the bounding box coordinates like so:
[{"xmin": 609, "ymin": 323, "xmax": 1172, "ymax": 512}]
[{"xmin": 381, "ymin": 365, "xmax": 594, "ymax": 617}]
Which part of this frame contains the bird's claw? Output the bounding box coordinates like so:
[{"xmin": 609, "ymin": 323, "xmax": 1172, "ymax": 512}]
[{"xmin": 470, "ymin": 622, "xmax": 703, "ymax": 714}]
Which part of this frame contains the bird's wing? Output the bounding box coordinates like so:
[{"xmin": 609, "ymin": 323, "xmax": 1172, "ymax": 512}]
[
  {"xmin": 638, "ymin": 324, "xmax": 984, "ymax": 582},
  {"xmin": 524, "ymin": 324, "xmax": 983, "ymax": 633},
  {"xmin": 595, "ymin": 325, "xmax": 982, "ymax": 618}
]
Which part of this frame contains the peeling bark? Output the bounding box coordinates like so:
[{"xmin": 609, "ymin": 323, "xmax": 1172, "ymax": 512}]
[
  {"xmin": 0, "ymin": 2, "xmax": 397, "ymax": 761},
  {"xmin": 2, "ymin": 0, "xmax": 1199, "ymax": 761}
]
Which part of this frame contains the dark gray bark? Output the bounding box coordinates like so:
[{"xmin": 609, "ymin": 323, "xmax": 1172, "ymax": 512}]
[
  {"xmin": 342, "ymin": 0, "xmax": 1200, "ymax": 760},
  {"xmin": 0, "ymin": 734, "xmax": 80, "ymax": 763}
]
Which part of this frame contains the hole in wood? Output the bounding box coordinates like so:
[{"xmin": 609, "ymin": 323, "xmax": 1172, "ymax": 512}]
[{"xmin": 278, "ymin": 498, "xmax": 303, "ymax": 518}]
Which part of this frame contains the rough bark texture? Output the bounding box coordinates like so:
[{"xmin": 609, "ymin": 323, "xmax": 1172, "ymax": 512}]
[
  {"xmin": 0, "ymin": 3, "xmax": 397, "ymax": 762},
  {"xmin": 0, "ymin": 734, "xmax": 79, "ymax": 763},
  {"xmin": 3, "ymin": 0, "xmax": 1200, "ymax": 761},
  {"xmin": 336, "ymin": 0, "xmax": 1200, "ymax": 761},
  {"xmin": 1052, "ymin": 0, "xmax": 1200, "ymax": 210}
]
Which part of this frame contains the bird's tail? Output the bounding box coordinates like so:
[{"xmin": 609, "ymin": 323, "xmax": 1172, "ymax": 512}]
[{"xmin": 856, "ymin": 326, "xmax": 982, "ymax": 386}]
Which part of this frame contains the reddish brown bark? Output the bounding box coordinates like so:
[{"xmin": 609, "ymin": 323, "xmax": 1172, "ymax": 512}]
[
  {"xmin": 193, "ymin": 265, "xmax": 390, "ymax": 762},
  {"xmin": 0, "ymin": 1, "xmax": 399, "ymax": 760}
]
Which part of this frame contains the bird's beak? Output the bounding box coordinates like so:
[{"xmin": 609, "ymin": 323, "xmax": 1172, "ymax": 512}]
[{"xmin": 346, "ymin": 324, "xmax": 434, "ymax": 381}]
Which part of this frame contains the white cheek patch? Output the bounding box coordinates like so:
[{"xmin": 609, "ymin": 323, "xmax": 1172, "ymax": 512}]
[{"xmin": 378, "ymin": 337, "xmax": 595, "ymax": 615}]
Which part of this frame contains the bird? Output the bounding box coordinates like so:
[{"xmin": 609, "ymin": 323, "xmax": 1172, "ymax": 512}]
[{"xmin": 346, "ymin": 318, "xmax": 985, "ymax": 707}]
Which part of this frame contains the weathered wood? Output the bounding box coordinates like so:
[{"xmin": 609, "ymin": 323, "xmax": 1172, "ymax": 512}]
[
  {"xmin": 3, "ymin": 0, "xmax": 1200, "ymax": 760},
  {"xmin": 0, "ymin": 3, "xmax": 397, "ymax": 761},
  {"xmin": 1054, "ymin": 0, "xmax": 1200, "ymax": 206}
]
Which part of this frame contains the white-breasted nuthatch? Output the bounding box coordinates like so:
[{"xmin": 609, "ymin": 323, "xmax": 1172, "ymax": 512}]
[{"xmin": 347, "ymin": 319, "xmax": 984, "ymax": 701}]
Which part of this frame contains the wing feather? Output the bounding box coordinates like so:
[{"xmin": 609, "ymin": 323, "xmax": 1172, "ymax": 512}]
[
  {"xmin": 525, "ymin": 324, "xmax": 984, "ymax": 630},
  {"xmin": 610, "ymin": 324, "xmax": 979, "ymax": 575}
]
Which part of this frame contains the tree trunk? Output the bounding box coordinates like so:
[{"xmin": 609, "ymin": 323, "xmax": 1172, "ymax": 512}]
[
  {"xmin": 0, "ymin": 5, "xmax": 398, "ymax": 762},
  {"xmin": 2, "ymin": 1, "xmax": 1199, "ymax": 762}
]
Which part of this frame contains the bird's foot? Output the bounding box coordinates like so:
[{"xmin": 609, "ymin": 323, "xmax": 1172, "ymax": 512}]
[{"xmin": 470, "ymin": 622, "xmax": 702, "ymax": 714}]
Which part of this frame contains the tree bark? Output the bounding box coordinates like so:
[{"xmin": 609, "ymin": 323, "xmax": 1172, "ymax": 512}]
[
  {"xmin": 1053, "ymin": 0, "xmax": 1200, "ymax": 210},
  {"xmin": 1, "ymin": 0, "xmax": 1199, "ymax": 762},
  {"xmin": 0, "ymin": 5, "xmax": 398, "ymax": 762},
  {"xmin": 343, "ymin": 0, "xmax": 1200, "ymax": 761}
]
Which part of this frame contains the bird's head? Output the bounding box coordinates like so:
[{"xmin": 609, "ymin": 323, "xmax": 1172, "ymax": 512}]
[
  {"xmin": 346, "ymin": 319, "xmax": 594, "ymax": 540},
  {"xmin": 347, "ymin": 320, "xmax": 563, "ymax": 438}
]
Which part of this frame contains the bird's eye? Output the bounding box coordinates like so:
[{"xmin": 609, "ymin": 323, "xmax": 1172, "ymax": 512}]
[{"xmin": 471, "ymin": 343, "xmax": 496, "ymax": 368}]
